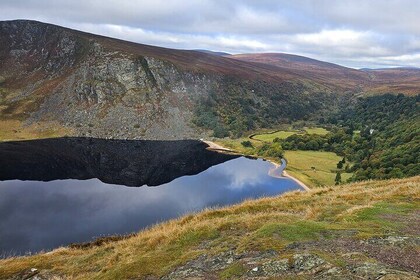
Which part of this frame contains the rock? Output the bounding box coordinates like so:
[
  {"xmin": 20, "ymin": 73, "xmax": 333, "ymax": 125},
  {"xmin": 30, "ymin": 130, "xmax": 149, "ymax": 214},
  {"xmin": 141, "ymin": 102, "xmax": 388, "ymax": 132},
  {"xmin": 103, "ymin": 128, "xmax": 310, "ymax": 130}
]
[
  {"xmin": 361, "ymin": 236, "xmax": 418, "ymax": 247},
  {"xmin": 251, "ymin": 266, "xmax": 259, "ymax": 272},
  {"xmin": 261, "ymin": 259, "xmax": 289, "ymax": 275},
  {"xmin": 351, "ymin": 262, "xmax": 418, "ymax": 279},
  {"xmin": 293, "ymin": 253, "xmax": 326, "ymax": 271}
]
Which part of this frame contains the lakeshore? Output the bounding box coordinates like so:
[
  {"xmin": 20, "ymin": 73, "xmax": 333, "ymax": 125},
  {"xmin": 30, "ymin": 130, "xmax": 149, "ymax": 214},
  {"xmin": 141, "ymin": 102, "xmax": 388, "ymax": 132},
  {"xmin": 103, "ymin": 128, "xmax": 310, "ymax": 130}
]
[{"xmin": 203, "ymin": 140, "xmax": 311, "ymax": 191}]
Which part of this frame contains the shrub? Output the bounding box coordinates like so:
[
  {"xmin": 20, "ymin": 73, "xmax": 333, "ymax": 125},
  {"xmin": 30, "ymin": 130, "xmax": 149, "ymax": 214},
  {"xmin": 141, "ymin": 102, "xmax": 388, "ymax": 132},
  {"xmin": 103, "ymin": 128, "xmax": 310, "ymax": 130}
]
[{"xmin": 241, "ymin": 140, "xmax": 253, "ymax": 148}]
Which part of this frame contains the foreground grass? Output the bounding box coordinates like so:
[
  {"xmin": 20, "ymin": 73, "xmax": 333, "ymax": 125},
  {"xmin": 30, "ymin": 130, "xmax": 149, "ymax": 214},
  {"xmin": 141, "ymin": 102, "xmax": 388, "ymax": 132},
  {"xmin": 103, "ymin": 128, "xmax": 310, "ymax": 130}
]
[
  {"xmin": 285, "ymin": 150, "xmax": 352, "ymax": 187},
  {"xmin": 1, "ymin": 176, "xmax": 418, "ymax": 279}
]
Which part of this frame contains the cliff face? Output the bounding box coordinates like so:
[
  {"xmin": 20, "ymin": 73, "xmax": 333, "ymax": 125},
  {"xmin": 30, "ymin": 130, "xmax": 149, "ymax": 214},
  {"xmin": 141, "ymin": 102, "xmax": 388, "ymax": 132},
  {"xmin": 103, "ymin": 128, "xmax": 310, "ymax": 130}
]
[
  {"xmin": 0, "ymin": 20, "xmax": 221, "ymax": 139},
  {"xmin": 29, "ymin": 41, "xmax": 217, "ymax": 140}
]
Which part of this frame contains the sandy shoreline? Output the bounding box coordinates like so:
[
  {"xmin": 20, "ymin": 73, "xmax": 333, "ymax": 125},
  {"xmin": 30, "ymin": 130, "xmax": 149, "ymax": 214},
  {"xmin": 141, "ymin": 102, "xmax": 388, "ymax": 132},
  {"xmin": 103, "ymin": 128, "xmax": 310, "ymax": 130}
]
[{"xmin": 203, "ymin": 140, "xmax": 311, "ymax": 191}]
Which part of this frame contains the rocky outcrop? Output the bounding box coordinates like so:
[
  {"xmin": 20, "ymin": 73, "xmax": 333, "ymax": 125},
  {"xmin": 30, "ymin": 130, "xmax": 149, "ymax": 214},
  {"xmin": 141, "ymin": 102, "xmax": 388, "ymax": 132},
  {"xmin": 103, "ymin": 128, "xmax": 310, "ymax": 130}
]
[
  {"xmin": 29, "ymin": 41, "xmax": 218, "ymax": 139},
  {"xmin": 162, "ymin": 244, "xmax": 420, "ymax": 279}
]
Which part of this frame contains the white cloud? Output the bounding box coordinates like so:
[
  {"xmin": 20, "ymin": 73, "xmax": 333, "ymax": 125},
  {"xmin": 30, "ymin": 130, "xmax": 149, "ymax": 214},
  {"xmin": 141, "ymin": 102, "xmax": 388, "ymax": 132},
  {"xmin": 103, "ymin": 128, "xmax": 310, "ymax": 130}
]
[{"xmin": 0, "ymin": 0, "xmax": 419, "ymax": 68}]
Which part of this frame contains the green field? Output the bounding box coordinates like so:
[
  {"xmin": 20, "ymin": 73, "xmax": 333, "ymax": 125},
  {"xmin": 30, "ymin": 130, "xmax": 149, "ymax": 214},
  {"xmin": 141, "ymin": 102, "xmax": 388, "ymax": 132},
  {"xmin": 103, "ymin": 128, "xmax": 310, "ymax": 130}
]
[
  {"xmin": 284, "ymin": 150, "xmax": 352, "ymax": 187},
  {"xmin": 252, "ymin": 127, "xmax": 329, "ymax": 143},
  {"xmin": 216, "ymin": 137, "xmax": 262, "ymax": 155},
  {"xmin": 252, "ymin": 130, "xmax": 302, "ymax": 142},
  {"xmin": 304, "ymin": 127, "xmax": 329, "ymax": 135}
]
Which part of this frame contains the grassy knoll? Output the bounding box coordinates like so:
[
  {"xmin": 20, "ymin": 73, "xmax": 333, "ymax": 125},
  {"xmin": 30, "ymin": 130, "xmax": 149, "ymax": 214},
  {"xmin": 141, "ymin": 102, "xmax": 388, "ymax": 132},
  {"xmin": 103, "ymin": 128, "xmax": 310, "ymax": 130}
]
[
  {"xmin": 284, "ymin": 150, "xmax": 352, "ymax": 187},
  {"xmin": 1, "ymin": 177, "xmax": 418, "ymax": 279}
]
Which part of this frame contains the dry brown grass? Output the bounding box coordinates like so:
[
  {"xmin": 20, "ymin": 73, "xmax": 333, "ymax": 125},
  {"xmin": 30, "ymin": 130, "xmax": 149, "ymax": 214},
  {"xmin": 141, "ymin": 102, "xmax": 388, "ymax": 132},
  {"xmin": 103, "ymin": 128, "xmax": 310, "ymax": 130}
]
[
  {"xmin": 0, "ymin": 120, "xmax": 71, "ymax": 142},
  {"xmin": 0, "ymin": 176, "xmax": 418, "ymax": 279}
]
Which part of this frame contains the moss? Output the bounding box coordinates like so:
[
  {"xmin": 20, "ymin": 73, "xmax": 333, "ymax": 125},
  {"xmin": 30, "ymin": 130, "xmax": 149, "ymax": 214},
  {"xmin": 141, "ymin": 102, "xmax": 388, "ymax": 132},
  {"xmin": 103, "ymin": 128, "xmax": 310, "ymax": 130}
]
[
  {"xmin": 219, "ymin": 263, "xmax": 246, "ymax": 279},
  {"xmin": 175, "ymin": 227, "xmax": 220, "ymax": 247},
  {"xmin": 352, "ymin": 202, "xmax": 415, "ymax": 226},
  {"xmin": 342, "ymin": 201, "xmax": 418, "ymax": 237},
  {"xmin": 255, "ymin": 221, "xmax": 329, "ymax": 242}
]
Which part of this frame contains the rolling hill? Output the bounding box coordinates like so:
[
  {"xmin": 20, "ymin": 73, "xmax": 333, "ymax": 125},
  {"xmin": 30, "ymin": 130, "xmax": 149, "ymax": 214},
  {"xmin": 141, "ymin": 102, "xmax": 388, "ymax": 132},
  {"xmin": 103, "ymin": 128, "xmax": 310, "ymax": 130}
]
[{"xmin": 231, "ymin": 53, "xmax": 420, "ymax": 95}]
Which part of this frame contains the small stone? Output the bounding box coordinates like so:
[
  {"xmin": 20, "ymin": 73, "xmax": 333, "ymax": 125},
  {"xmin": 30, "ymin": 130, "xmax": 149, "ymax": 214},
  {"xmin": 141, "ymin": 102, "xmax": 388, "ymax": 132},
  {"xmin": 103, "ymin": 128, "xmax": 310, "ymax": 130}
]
[
  {"xmin": 252, "ymin": 267, "xmax": 259, "ymax": 272},
  {"xmin": 31, "ymin": 268, "xmax": 38, "ymax": 272}
]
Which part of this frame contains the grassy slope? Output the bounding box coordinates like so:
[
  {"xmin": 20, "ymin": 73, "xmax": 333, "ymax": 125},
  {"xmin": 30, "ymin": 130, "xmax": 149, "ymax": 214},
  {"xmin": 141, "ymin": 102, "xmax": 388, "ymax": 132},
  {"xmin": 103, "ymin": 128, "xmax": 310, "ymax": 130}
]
[
  {"xmin": 0, "ymin": 120, "xmax": 70, "ymax": 142},
  {"xmin": 1, "ymin": 176, "xmax": 418, "ymax": 279}
]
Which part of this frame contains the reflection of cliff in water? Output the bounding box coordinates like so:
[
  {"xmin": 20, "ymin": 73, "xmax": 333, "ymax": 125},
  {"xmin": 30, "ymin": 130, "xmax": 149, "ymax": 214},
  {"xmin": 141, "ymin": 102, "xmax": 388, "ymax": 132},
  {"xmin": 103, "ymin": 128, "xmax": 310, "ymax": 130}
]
[{"xmin": 0, "ymin": 137, "xmax": 238, "ymax": 186}]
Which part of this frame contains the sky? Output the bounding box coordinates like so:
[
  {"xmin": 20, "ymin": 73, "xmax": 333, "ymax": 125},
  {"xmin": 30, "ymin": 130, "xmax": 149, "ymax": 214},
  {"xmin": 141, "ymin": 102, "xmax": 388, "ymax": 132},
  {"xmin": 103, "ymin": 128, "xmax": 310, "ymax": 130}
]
[{"xmin": 1, "ymin": 0, "xmax": 419, "ymax": 69}]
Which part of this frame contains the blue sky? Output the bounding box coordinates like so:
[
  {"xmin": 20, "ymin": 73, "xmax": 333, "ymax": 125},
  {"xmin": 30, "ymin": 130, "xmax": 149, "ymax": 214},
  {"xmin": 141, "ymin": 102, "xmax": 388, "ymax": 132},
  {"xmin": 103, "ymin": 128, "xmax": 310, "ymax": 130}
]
[{"xmin": 1, "ymin": 0, "xmax": 419, "ymax": 68}]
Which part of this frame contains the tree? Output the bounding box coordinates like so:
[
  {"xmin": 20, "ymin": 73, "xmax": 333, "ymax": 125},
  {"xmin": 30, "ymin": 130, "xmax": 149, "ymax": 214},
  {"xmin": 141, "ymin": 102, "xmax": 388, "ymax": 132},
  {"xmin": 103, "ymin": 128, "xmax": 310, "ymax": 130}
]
[
  {"xmin": 213, "ymin": 125, "xmax": 229, "ymax": 138},
  {"xmin": 335, "ymin": 172, "xmax": 342, "ymax": 185},
  {"xmin": 337, "ymin": 160, "xmax": 343, "ymax": 169}
]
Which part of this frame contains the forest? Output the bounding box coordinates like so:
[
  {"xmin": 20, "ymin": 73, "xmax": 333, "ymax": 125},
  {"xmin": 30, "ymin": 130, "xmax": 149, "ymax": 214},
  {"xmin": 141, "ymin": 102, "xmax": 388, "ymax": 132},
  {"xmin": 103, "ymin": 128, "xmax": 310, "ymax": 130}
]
[{"xmin": 278, "ymin": 94, "xmax": 419, "ymax": 181}]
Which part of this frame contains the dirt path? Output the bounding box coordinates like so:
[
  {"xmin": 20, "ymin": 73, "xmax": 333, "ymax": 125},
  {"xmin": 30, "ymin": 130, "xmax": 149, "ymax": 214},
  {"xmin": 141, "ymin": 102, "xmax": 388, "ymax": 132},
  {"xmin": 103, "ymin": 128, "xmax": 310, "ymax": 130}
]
[{"xmin": 202, "ymin": 140, "xmax": 311, "ymax": 191}]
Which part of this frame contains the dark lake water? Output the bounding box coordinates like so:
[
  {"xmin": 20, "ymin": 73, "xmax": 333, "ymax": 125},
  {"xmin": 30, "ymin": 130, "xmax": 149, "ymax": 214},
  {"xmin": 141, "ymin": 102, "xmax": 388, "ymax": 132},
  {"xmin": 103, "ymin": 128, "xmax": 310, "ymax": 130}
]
[{"xmin": 0, "ymin": 138, "xmax": 301, "ymax": 256}]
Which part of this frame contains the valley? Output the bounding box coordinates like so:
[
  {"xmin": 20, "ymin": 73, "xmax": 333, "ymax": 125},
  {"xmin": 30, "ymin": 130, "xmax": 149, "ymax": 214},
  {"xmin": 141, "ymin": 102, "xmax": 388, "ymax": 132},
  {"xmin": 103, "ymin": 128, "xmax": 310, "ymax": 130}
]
[{"xmin": 0, "ymin": 18, "xmax": 419, "ymax": 280}]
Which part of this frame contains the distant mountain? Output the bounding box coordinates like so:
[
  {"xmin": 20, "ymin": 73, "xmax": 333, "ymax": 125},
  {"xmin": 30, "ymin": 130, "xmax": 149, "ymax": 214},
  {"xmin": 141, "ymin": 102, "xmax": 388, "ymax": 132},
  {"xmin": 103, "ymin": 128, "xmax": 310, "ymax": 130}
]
[
  {"xmin": 194, "ymin": 49, "xmax": 231, "ymax": 56},
  {"xmin": 232, "ymin": 53, "xmax": 420, "ymax": 95},
  {"xmin": 0, "ymin": 20, "xmax": 418, "ymax": 140},
  {"xmin": 360, "ymin": 66, "xmax": 420, "ymax": 70},
  {"xmin": 231, "ymin": 53, "xmax": 369, "ymax": 89}
]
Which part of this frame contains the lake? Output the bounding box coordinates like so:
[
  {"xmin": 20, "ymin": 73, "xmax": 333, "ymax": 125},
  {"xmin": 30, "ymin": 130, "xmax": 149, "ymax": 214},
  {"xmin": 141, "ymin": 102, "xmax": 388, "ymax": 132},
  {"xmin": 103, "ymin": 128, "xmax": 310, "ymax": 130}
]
[{"xmin": 0, "ymin": 138, "xmax": 302, "ymax": 256}]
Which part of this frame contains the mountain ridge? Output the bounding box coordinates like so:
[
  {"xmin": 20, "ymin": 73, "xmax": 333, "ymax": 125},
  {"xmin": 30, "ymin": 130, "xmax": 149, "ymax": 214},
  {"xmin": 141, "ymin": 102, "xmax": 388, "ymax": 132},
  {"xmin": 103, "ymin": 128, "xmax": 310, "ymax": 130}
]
[{"xmin": 0, "ymin": 20, "xmax": 418, "ymax": 140}]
